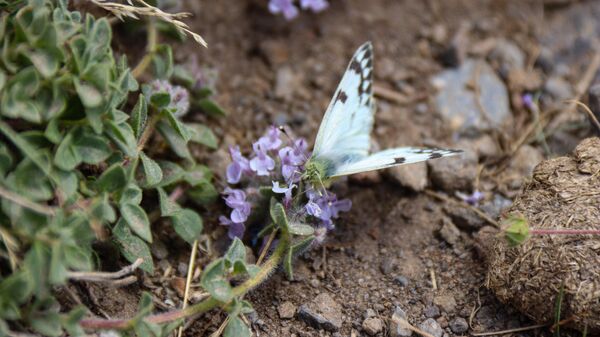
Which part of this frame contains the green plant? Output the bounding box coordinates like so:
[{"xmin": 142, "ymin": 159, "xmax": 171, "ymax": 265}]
[{"xmin": 0, "ymin": 0, "xmax": 220, "ymax": 335}]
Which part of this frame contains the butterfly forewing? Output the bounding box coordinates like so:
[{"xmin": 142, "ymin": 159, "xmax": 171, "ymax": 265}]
[{"xmin": 312, "ymin": 42, "xmax": 374, "ymax": 162}]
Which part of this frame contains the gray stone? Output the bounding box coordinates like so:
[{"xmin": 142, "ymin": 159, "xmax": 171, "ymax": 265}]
[
  {"xmin": 444, "ymin": 204, "xmax": 486, "ymax": 230},
  {"xmin": 431, "ymin": 59, "xmax": 511, "ymax": 134},
  {"xmin": 278, "ymin": 301, "xmax": 296, "ymax": 319},
  {"xmin": 150, "ymin": 240, "xmax": 169, "ymax": 259},
  {"xmin": 489, "ymin": 39, "xmax": 526, "ymax": 74},
  {"xmin": 429, "ymin": 149, "xmax": 478, "ymax": 192},
  {"xmin": 364, "ymin": 308, "xmax": 376, "ymax": 319},
  {"xmin": 389, "ymin": 162, "xmax": 428, "ymax": 191},
  {"xmin": 424, "ymin": 305, "xmax": 441, "ymax": 318},
  {"xmin": 380, "ymin": 258, "xmax": 396, "ymax": 275},
  {"xmin": 434, "ymin": 295, "xmax": 457, "ymax": 314},
  {"xmin": 274, "ymin": 66, "xmax": 302, "ymax": 101},
  {"xmin": 362, "ymin": 317, "xmax": 384, "ymax": 336},
  {"xmin": 297, "ymin": 293, "xmax": 342, "ymax": 332},
  {"xmin": 480, "ymin": 194, "xmax": 512, "ymax": 219},
  {"xmin": 545, "ymin": 76, "xmax": 573, "ymax": 100},
  {"xmin": 390, "ymin": 306, "xmax": 413, "ymax": 337},
  {"xmin": 509, "ymin": 145, "xmax": 543, "ymax": 177},
  {"xmin": 449, "ymin": 317, "xmax": 469, "ymax": 334},
  {"xmin": 394, "ymin": 276, "xmax": 409, "ymax": 287},
  {"xmin": 418, "ymin": 318, "xmax": 443, "ymax": 337},
  {"xmin": 438, "ymin": 218, "xmax": 461, "ymax": 246}
]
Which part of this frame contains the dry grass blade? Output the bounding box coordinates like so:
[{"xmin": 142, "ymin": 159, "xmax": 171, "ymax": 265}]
[
  {"xmin": 470, "ymin": 323, "xmax": 548, "ymax": 336},
  {"xmin": 177, "ymin": 240, "xmax": 199, "ymax": 337},
  {"xmin": 390, "ymin": 315, "xmax": 436, "ymax": 337},
  {"xmin": 88, "ymin": 0, "xmax": 207, "ymax": 47},
  {"xmin": 67, "ymin": 258, "xmax": 143, "ymax": 282}
]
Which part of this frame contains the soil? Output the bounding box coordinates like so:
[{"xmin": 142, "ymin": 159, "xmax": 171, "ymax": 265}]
[{"xmin": 85, "ymin": 1, "xmax": 600, "ymax": 336}]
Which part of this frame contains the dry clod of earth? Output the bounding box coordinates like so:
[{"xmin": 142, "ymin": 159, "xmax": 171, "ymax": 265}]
[{"xmin": 487, "ymin": 137, "xmax": 600, "ymax": 334}]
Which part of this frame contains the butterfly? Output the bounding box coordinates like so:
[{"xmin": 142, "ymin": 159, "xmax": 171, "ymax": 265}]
[{"xmin": 303, "ymin": 42, "xmax": 462, "ymax": 185}]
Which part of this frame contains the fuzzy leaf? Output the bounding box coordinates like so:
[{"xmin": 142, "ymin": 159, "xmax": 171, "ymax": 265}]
[
  {"xmin": 187, "ymin": 181, "xmax": 218, "ymax": 206},
  {"xmin": 96, "ymin": 163, "xmax": 127, "ymax": 192},
  {"xmin": 120, "ymin": 184, "xmax": 143, "ymax": 206},
  {"xmin": 156, "ymin": 120, "xmax": 191, "ymax": 159},
  {"xmin": 157, "ymin": 187, "xmax": 181, "ymax": 217},
  {"xmin": 49, "ymin": 243, "xmax": 67, "ymax": 284},
  {"xmin": 196, "ymin": 98, "xmax": 226, "ymax": 117},
  {"xmin": 121, "ymin": 203, "xmax": 152, "ymax": 243},
  {"xmin": 54, "ymin": 132, "xmax": 81, "ymax": 170},
  {"xmin": 223, "ymin": 316, "xmax": 250, "ymax": 337},
  {"xmin": 183, "ymin": 165, "xmax": 212, "ymax": 186},
  {"xmin": 200, "ymin": 259, "xmax": 232, "ymax": 303},
  {"xmin": 171, "ymin": 209, "xmax": 203, "ymax": 244},
  {"xmin": 162, "ymin": 108, "xmax": 191, "ymax": 142},
  {"xmin": 156, "ymin": 160, "xmax": 185, "ymax": 187},
  {"xmin": 149, "ymin": 92, "xmax": 170, "ymax": 108},
  {"xmin": 291, "ymin": 236, "xmax": 315, "ymax": 255},
  {"xmin": 113, "ymin": 219, "xmax": 154, "ymax": 273},
  {"xmin": 225, "ymin": 238, "xmax": 246, "ymax": 264},
  {"xmin": 105, "ymin": 120, "xmax": 138, "ymax": 158},
  {"xmin": 270, "ymin": 201, "xmax": 290, "ymax": 235},
  {"xmin": 73, "ymin": 78, "xmax": 102, "ymax": 108},
  {"xmin": 30, "ymin": 310, "xmax": 62, "ymax": 337},
  {"xmin": 74, "ymin": 132, "xmax": 111, "ymax": 164},
  {"xmin": 187, "ymin": 123, "xmax": 217, "ymax": 149},
  {"xmin": 140, "ymin": 152, "xmax": 163, "ymax": 187},
  {"xmin": 289, "ymin": 223, "xmax": 315, "ymax": 236},
  {"xmin": 503, "ymin": 215, "xmax": 529, "ymax": 246},
  {"xmin": 131, "ymin": 94, "xmax": 148, "ymax": 139},
  {"xmin": 284, "ymin": 248, "xmax": 293, "ymax": 280},
  {"xmin": 61, "ymin": 306, "xmax": 87, "ymax": 337}
]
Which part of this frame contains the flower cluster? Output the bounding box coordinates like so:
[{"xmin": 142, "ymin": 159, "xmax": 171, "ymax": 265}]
[
  {"xmin": 147, "ymin": 79, "xmax": 190, "ymax": 117},
  {"xmin": 220, "ymin": 126, "xmax": 351, "ymax": 240},
  {"xmin": 268, "ymin": 0, "xmax": 329, "ymax": 20}
]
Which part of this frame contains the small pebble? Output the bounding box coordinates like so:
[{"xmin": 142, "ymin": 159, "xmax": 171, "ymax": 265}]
[
  {"xmin": 362, "ymin": 317, "xmax": 384, "ymax": 336},
  {"xmin": 449, "ymin": 317, "xmax": 469, "ymax": 334},
  {"xmin": 278, "ymin": 301, "xmax": 296, "ymax": 319},
  {"xmin": 418, "ymin": 318, "xmax": 443, "ymax": 337}
]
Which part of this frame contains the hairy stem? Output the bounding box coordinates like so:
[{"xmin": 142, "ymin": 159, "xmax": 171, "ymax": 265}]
[
  {"xmin": 131, "ymin": 19, "xmax": 158, "ymax": 79},
  {"xmin": 79, "ymin": 234, "xmax": 289, "ymax": 330},
  {"xmin": 136, "ymin": 113, "xmax": 161, "ymax": 153},
  {"xmin": 530, "ymin": 229, "xmax": 600, "ymax": 235}
]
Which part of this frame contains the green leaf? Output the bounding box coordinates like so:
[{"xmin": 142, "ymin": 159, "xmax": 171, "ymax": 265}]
[
  {"xmin": 29, "ymin": 50, "xmax": 59, "ymax": 78},
  {"xmin": 121, "ymin": 203, "xmax": 152, "ymax": 243},
  {"xmin": 270, "ymin": 201, "xmax": 290, "ymax": 235},
  {"xmin": 63, "ymin": 245, "xmax": 92, "ymax": 272},
  {"xmin": 61, "ymin": 306, "xmax": 87, "ymax": 337},
  {"xmin": 113, "ymin": 219, "xmax": 154, "ymax": 273},
  {"xmin": 96, "ymin": 163, "xmax": 127, "ymax": 192},
  {"xmin": 152, "ymin": 44, "xmax": 173, "ymax": 79},
  {"xmin": 187, "ymin": 123, "xmax": 218, "ymax": 149},
  {"xmin": 224, "ymin": 316, "xmax": 250, "ymax": 337},
  {"xmin": 49, "ymin": 244, "xmax": 67, "ymax": 284},
  {"xmin": 120, "ymin": 184, "xmax": 143, "ymax": 206},
  {"xmin": 187, "ymin": 181, "xmax": 218, "ymax": 206},
  {"xmin": 150, "ymin": 92, "xmax": 171, "ymax": 108},
  {"xmin": 138, "ymin": 292, "xmax": 154, "ymax": 316},
  {"xmin": 291, "ymin": 236, "xmax": 315, "ymax": 255},
  {"xmin": 74, "ymin": 132, "xmax": 111, "ymax": 164},
  {"xmin": 162, "ymin": 108, "xmax": 191, "ymax": 142},
  {"xmin": 284, "ymin": 248, "xmax": 294, "ymax": 280},
  {"xmin": 171, "ymin": 209, "xmax": 203, "ymax": 244},
  {"xmin": 196, "ymin": 98, "xmax": 226, "ymax": 117},
  {"xmin": 44, "ymin": 118, "xmax": 61, "ymax": 144},
  {"xmin": 503, "ymin": 214, "xmax": 530, "ymax": 246},
  {"xmin": 131, "ymin": 94, "xmax": 148, "ymax": 139},
  {"xmin": 54, "ymin": 131, "xmax": 81, "ymax": 170},
  {"xmin": 157, "ymin": 187, "xmax": 180, "ymax": 216},
  {"xmin": 156, "ymin": 120, "xmax": 191, "ymax": 159},
  {"xmin": 289, "ymin": 223, "xmax": 315, "ymax": 236},
  {"xmin": 156, "ymin": 160, "xmax": 185, "ymax": 187},
  {"xmin": 171, "ymin": 65, "xmax": 195, "ymax": 88},
  {"xmin": 30, "ymin": 310, "xmax": 62, "ymax": 337},
  {"xmin": 225, "ymin": 238, "xmax": 246, "ymax": 264},
  {"xmin": 140, "ymin": 152, "xmax": 163, "ymax": 187},
  {"xmin": 0, "ymin": 142, "xmax": 13, "ymax": 177},
  {"xmin": 183, "ymin": 164, "xmax": 212, "ymax": 186},
  {"xmin": 73, "ymin": 78, "xmax": 102, "ymax": 108},
  {"xmin": 200, "ymin": 259, "xmax": 232, "ymax": 302},
  {"xmin": 23, "ymin": 242, "xmax": 50, "ymax": 298},
  {"xmin": 105, "ymin": 120, "xmax": 138, "ymax": 158}
]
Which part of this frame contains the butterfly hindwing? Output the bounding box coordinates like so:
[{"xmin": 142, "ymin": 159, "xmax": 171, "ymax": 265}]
[
  {"xmin": 330, "ymin": 147, "xmax": 462, "ymax": 177},
  {"xmin": 312, "ymin": 42, "xmax": 374, "ymax": 162}
]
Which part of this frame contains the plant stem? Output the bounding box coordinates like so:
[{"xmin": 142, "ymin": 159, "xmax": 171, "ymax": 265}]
[
  {"xmin": 530, "ymin": 229, "xmax": 600, "ymax": 235},
  {"xmin": 79, "ymin": 234, "xmax": 289, "ymax": 330},
  {"xmin": 136, "ymin": 114, "xmax": 161, "ymax": 153},
  {"xmin": 131, "ymin": 19, "xmax": 158, "ymax": 79},
  {"xmin": 0, "ymin": 185, "xmax": 57, "ymax": 216}
]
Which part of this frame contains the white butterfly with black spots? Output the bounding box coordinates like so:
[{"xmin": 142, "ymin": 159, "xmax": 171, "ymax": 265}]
[{"xmin": 303, "ymin": 42, "xmax": 461, "ymax": 184}]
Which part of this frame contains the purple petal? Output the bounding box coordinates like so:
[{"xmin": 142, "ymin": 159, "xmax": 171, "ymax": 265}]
[
  {"xmin": 228, "ymin": 222, "xmax": 245, "ymax": 239},
  {"xmin": 226, "ymin": 162, "xmax": 242, "ymax": 184},
  {"xmin": 300, "ymin": 0, "xmax": 328, "ymax": 12},
  {"xmin": 305, "ymin": 201, "xmax": 322, "ymax": 217}
]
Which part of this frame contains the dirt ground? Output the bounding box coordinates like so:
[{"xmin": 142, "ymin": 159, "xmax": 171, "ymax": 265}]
[{"xmin": 87, "ymin": 0, "xmax": 600, "ymax": 336}]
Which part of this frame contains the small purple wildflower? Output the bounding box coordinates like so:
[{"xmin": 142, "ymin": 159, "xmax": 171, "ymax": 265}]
[
  {"xmin": 223, "ymin": 188, "xmax": 252, "ymax": 223},
  {"xmin": 279, "ymin": 138, "xmax": 309, "ymax": 183},
  {"xmin": 219, "ymin": 216, "xmax": 246, "ymax": 239},
  {"xmin": 522, "ymin": 93, "xmax": 536, "ymax": 112},
  {"xmin": 268, "ymin": 0, "xmax": 299, "ymax": 20},
  {"xmin": 272, "ymin": 181, "xmax": 296, "ymax": 206},
  {"xmin": 300, "ymin": 0, "xmax": 328, "ymax": 12},
  {"xmin": 148, "ymin": 80, "xmax": 190, "ymax": 117},
  {"xmin": 226, "ymin": 146, "xmax": 251, "ymax": 184},
  {"xmin": 257, "ymin": 126, "xmax": 283, "ymax": 151},
  {"xmin": 250, "ymin": 142, "xmax": 276, "ymax": 176},
  {"xmin": 306, "ymin": 190, "xmax": 352, "ymax": 229},
  {"xmin": 456, "ymin": 190, "xmax": 484, "ymax": 206}
]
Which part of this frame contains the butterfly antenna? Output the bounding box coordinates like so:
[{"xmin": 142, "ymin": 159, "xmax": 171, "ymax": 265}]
[{"xmin": 278, "ymin": 125, "xmax": 310, "ymax": 162}]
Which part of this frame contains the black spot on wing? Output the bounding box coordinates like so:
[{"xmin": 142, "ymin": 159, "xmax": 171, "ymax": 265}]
[
  {"xmin": 394, "ymin": 157, "xmax": 406, "ymax": 164},
  {"xmin": 429, "ymin": 152, "xmax": 442, "ymax": 159},
  {"xmin": 335, "ymin": 90, "xmax": 348, "ymax": 104},
  {"xmin": 349, "ymin": 59, "xmax": 362, "ymax": 73}
]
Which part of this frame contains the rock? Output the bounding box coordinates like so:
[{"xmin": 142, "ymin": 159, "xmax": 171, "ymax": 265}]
[
  {"xmin": 488, "ymin": 39, "xmax": 526, "ymax": 75},
  {"xmin": 480, "ymin": 194, "xmax": 512, "ymax": 219},
  {"xmin": 350, "ymin": 170, "xmax": 382, "ymax": 185},
  {"xmin": 394, "ymin": 275, "xmax": 409, "ymax": 287},
  {"xmin": 544, "ymin": 76, "xmax": 573, "ymax": 100},
  {"xmin": 434, "ymin": 295, "xmax": 457, "ymax": 313},
  {"xmin": 444, "ymin": 205, "xmax": 485, "ymax": 230},
  {"xmin": 380, "ymin": 258, "xmax": 396, "ymax": 275},
  {"xmin": 429, "ymin": 149, "xmax": 478, "ymax": 192},
  {"xmin": 297, "ymin": 293, "xmax": 342, "ymax": 332},
  {"xmin": 362, "ymin": 317, "xmax": 384, "ymax": 336},
  {"xmin": 424, "ymin": 305, "xmax": 441, "ymax": 318},
  {"xmin": 431, "ymin": 59, "xmax": 511, "ymax": 134},
  {"xmin": 389, "ymin": 162, "xmax": 428, "ymax": 191},
  {"xmin": 509, "ymin": 145, "xmax": 543, "ymax": 177},
  {"xmin": 449, "ymin": 317, "xmax": 469, "ymax": 334},
  {"xmin": 278, "ymin": 301, "xmax": 296, "ymax": 319},
  {"xmin": 274, "ymin": 66, "xmax": 302, "ymax": 101},
  {"xmin": 587, "ymin": 83, "xmax": 600, "ymax": 134},
  {"xmin": 418, "ymin": 318, "xmax": 443, "ymax": 337},
  {"xmin": 438, "ymin": 218, "xmax": 461, "ymax": 246},
  {"xmin": 459, "ymin": 135, "xmax": 498, "ymax": 159},
  {"xmin": 390, "ymin": 307, "xmax": 413, "ymax": 337},
  {"xmin": 150, "ymin": 240, "xmax": 169, "ymax": 259},
  {"xmin": 364, "ymin": 308, "xmax": 376, "ymax": 319},
  {"xmin": 259, "ymin": 40, "xmax": 289, "ymax": 66},
  {"xmin": 507, "ymin": 68, "xmax": 543, "ymax": 92},
  {"xmin": 436, "ymin": 22, "xmax": 470, "ymax": 67}
]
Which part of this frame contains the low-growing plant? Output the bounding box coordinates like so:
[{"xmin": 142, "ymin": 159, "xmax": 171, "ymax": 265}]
[{"xmin": 0, "ymin": 0, "xmax": 222, "ymax": 335}]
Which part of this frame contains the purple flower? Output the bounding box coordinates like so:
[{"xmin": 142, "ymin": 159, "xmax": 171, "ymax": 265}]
[
  {"xmin": 306, "ymin": 190, "xmax": 351, "ymax": 229},
  {"xmin": 272, "ymin": 181, "xmax": 296, "ymax": 206},
  {"xmin": 305, "ymin": 201, "xmax": 321, "ymax": 217},
  {"xmin": 279, "ymin": 138, "xmax": 308, "ymax": 183},
  {"xmin": 250, "ymin": 142, "xmax": 275, "ymax": 176},
  {"xmin": 457, "ymin": 190, "xmax": 484, "ymax": 206},
  {"xmin": 223, "ymin": 188, "xmax": 251, "ymax": 223},
  {"xmin": 219, "ymin": 216, "xmax": 246, "ymax": 239},
  {"xmin": 226, "ymin": 146, "xmax": 251, "ymax": 184},
  {"xmin": 300, "ymin": 0, "xmax": 328, "ymax": 12},
  {"xmin": 257, "ymin": 126, "xmax": 283, "ymax": 151},
  {"xmin": 268, "ymin": 0, "xmax": 298, "ymax": 20},
  {"xmin": 148, "ymin": 80, "xmax": 190, "ymax": 117}
]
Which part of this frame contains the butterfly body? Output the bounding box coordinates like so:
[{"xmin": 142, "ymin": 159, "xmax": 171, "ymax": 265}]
[{"xmin": 305, "ymin": 42, "xmax": 461, "ymax": 185}]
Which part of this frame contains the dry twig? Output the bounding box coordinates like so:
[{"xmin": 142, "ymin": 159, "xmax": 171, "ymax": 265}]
[{"xmin": 67, "ymin": 258, "xmax": 143, "ymax": 284}]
